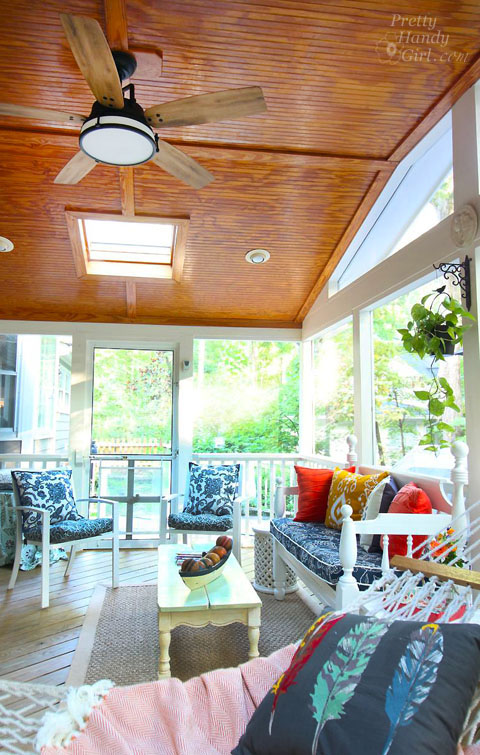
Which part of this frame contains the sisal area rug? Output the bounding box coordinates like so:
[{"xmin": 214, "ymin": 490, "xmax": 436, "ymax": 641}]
[{"xmin": 69, "ymin": 584, "xmax": 317, "ymax": 687}]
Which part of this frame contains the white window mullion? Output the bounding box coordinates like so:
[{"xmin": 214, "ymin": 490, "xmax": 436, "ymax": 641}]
[{"xmin": 352, "ymin": 308, "xmax": 375, "ymax": 465}]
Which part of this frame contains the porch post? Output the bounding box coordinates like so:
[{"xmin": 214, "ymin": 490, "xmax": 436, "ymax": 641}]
[
  {"xmin": 352, "ymin": 308, "xmax": 375, "ymax": 465},
  {"xmin": 177, "ymin": 335, "xmax": 194, "ymax": 496},
  {"xmin": 452, "ymin": 84, "xmax": 480, "ymax": 505},
  {"xmin": 299, "ymin": 340, "xmax": 314, "ymax": 456},
  {"xmin": 69, "ymin": 332, "xmax": 90, "ymax": 504}
]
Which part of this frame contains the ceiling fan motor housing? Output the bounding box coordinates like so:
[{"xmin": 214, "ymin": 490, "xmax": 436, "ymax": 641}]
[
  {"xmin": 112, "ymin": 49, "xmax": 137, "ymax": 82},
  {"xmin": 79, "ymin": 98, "xmax": 157, "ymax": 166}
]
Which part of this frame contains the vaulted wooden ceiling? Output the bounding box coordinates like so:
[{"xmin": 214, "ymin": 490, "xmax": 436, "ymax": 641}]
[{"xmin": 1, "ymin": 0, "xmax": 480, "ymax": 327}]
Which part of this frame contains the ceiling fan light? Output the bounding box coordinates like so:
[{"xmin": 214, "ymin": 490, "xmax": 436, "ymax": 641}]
[{"xmin": 79, "ymin": 114, "xmax": 156, "ymax": 166}]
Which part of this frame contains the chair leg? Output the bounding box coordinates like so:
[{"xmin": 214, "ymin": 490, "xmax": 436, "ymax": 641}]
[
  {"xmin": 7, "ymin": 530, "xmax": 22, "ymax": 591},
  {"xmin": 64, "ymin": 544, "xmax": 77, "ymax": 577},
  {"xmin": 112, "ymin": 503, "xmax": 119, "ymax": 588},
  {"xmin": 233, "ymin": 534, "xmax": 242, "ymax": 565},
  {"xmin": 41, "ymin": 536, "xmax": 50, "ymax": 609},
  {"xmin": 182, "ymin": 533, "xmax": 188, "ymax": 546}
]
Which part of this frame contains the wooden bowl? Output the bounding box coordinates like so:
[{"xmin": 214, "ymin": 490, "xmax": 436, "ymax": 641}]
[{"xmin": 179, "ymin": 546, "xmax": 232, "ymax": 590}]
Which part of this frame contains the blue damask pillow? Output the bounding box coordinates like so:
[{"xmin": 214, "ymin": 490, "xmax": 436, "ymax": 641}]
[
  {"xmin": 12, "ymin": 469, "xmax": 82, "ymax": 535},
  {"xmin": 184, "ymin": 463, "xmax": 240, "ymax": 516}
]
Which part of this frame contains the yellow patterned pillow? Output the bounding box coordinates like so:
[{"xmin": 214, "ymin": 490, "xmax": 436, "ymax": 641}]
[{"xmin": 324, "ymin": 468, "xmax": 390, "ymax": 530}]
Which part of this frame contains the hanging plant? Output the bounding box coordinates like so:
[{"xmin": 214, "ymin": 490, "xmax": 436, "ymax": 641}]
[{"xmin": 397, "ymin": 285, "xmax": 475, "ymax": 453}]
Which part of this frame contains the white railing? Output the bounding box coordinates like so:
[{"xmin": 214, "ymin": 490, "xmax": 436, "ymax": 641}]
[
  {"xmin": 0, "ymin": 454, "xmax": 69, "ymax": 470},
  {"xmin": 192, "ymin": 451, "xmax": 345, "ymax": 532}
]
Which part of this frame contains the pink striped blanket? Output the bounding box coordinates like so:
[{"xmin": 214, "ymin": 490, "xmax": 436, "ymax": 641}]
[{"xmin": 41, "ymin": 645, "xmax": 296, "ymax": 754}]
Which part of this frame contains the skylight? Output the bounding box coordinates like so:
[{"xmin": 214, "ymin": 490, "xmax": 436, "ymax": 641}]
[
  {"xmin": 65, "ymin": 212, "xmax": 189, "ymax": 281},
  {"xmin": 83, "ymin": 219, "xmax": 175, "ymax": 265}
]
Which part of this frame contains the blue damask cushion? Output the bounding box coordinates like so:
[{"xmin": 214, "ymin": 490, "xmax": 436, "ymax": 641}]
[
  {"xmin": 12, "ymin": 469, "xmax": 82, "ymax": 536},
  {"xmin": 270, "ymin": 518, "xmax": 383, "ymax": 587},
  {"xmin": 184, "ymin": 463, "xmax": 240, "ymax": 516},
  {"xmin": 168, "ymin": 511, "xmax": 233, "ymax": 531},
  {"xmin": 25, "ymin": 517, "xmax": 113, "ymax": 544}
]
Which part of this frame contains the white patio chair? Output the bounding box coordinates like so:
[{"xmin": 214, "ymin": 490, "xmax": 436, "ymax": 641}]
[
  {"xmin": 7, "ymin": 469, "xmax": 119, "ymax": 608},
  {"xmin": 160, "ymin": 462, "xmax": 245, "ymax": 564}
]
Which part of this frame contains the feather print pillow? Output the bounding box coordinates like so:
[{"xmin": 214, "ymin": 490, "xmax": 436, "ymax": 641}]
[{"xmin": 233, "ymin": 613, "xmax": 480, "ymax": 755}]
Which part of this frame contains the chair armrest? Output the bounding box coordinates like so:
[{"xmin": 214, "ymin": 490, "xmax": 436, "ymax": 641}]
[
  {"xmin": 162, "ymin": 493, "xmax": 184, "ymax": 503},
  {"xmin": 6, "ymin": 504, "xmax": 48, "ymax": 515},
  {"xmin": 233, "ymin": 496, "xmax": 248, "ymax": 504},
  {"xmin": 340, "ymin": 505, "xmax": 452, "ymax": 577},
  {"xmin": 76, "ymin": 497, "xmax": 118, "ymax": 506},
  {"xmin": 354, "ymin": 512, "xmax": 451, "ymax": 536},
  {"xmin": 274, "ymin": 486, "xmax": 298, "ymax": 518},
  {"xmin": 5, "ymin": 505, "xmax": 50, "ymax": 534}
]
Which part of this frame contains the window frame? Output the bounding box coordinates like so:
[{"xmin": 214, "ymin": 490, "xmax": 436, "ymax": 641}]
[
  {"xmin": 0, "ymin": 335, "xmax": 18, "ymax": 435},
  {"xmin": 65, "ymin": 211, "xmax": 189, "ymax": 282}
]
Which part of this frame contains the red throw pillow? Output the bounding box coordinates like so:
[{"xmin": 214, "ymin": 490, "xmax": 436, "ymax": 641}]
[
  {"xmin": 294, "ymin": 465, "xmax": 355, "ymax": 523},
  {"xmin": 383, "ymin": 482, "xmax": 433, "ymax": 559}
]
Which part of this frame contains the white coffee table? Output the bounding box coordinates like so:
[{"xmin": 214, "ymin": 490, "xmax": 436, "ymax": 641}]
[{"xmin": 157, "ymin": 544, "xmax": 262, "ymax": 678}]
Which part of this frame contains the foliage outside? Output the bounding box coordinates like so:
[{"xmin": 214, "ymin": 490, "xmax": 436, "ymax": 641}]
[
  {"xmin": 313, "ymin": 323, "xmax": 354, "ymax": 457},
  {"xmin": 374, "ymin": 279, "xmax": 466, "ymax": 466},
  {"xmin": 397, "ymin": 287, "xmax": 473, "ymax": 453},
  {"xmin": 91, "ymin": 348, "xmax": 173, "ymax": 451},
  {"xmin": 192, "ymin": 340, "xmax": 300, "ymax": 454}
]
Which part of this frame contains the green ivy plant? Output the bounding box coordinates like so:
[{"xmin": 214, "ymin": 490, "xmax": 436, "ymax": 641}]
[{"xmin": 397, "ymin": 286, "xmax": 475, "ymax": 453}]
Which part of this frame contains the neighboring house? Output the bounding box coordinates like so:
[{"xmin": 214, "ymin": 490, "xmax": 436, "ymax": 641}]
[{"xmin": 0, "ymin": 334, "xmax": 71, "ymax": 455}]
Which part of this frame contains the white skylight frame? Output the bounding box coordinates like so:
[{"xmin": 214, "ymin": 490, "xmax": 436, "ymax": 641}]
[{"xmin": 65, "ymin": 212, "xmax": 189, "ymax": 281}]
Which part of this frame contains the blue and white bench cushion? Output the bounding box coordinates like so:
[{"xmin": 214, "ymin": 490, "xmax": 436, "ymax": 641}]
[
  {"xmin": 270, "ymin": 518, "xmax": 383, "ymax": 587},
  {"xmin": 168, "ymin": 511, "xmax": 233, "ymax": 532}
]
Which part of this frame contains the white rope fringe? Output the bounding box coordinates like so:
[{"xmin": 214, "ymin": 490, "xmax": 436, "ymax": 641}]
[{"xmin": 35, "ymin": 679, "xmax": 114, "ymax": 751}]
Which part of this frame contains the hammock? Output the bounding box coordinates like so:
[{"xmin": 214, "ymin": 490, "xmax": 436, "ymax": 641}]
[{"xmin": 2, "ymin": 503, "xmax": 480, "ymax": 754}]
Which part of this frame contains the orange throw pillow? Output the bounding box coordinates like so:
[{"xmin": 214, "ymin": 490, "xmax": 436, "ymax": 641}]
[
  {"xmin": 293, "ymin": 466, "xmax": 355, "ymax": 523},
  {"xmin": 383, "ymin": 482, "xmax": 433, "ymax": 558}
]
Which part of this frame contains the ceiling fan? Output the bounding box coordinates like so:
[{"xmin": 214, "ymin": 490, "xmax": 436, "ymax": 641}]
[{"xmin": 0, "ymin": 13, "xmax": 267, "ymax": 189}]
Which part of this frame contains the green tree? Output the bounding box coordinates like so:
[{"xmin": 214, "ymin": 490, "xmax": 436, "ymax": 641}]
[{"xmin": 193, "ymin": 340, "xmax": 300, "ymax": 454}]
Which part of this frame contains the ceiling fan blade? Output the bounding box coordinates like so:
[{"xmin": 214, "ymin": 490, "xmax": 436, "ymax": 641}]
[
  {"xmin": 60, "ymin": 13, "xmax": 124, "ymax": 109},
  {"xmin": 0, "ymin": 103, "xmax": 85, "ymax": 125},
  {"xmin": 54, "ymin": 151, "xmax": 97, "ymax": 185},
  {"xmin": 145, "ymin": 86, "xmax": 267, "ymax": 128},
  {"xmin": 152, "ymin": 141, "xmax": 214, "ymax": 189}
]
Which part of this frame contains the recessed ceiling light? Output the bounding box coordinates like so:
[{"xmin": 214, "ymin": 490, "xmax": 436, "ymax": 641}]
[
  {"xmin": 245, "ymin": 248, "xmax": 270, "ymax": 264},
  {"xmin": 0, "ymin": 236, "xmax": 14, "ymax": 253}
]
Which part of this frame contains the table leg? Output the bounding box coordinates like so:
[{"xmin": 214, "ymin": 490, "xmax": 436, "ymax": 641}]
[
  {"xmin": 158, "ymin": 613, "xmax": 172, "ymax": 678},
  {"xmin": 159, "ymin": 630, "xmax": 171, "ymax": 677},
  {"xmin": 247, "ymin": 606, "xmax": 261, "ymax": 659}
]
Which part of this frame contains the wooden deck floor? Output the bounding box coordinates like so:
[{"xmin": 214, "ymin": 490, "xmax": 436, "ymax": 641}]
[{"xmin": 0, "ymin": 546, "xmax": 255, "ymax": 686}]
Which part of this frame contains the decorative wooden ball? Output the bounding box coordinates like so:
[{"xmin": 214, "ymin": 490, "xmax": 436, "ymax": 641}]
[
  {"xmin": 189, "ymin": 560, "xmax": 203, "ymax": 572},
  {"xmin": 216, "ymin": 535, "xmax": 233, "ymax": 550},
  {"xmin": 199, "ymin": 557, "xmax": 214, "ymax": 568},
  {"xmin": 206, "ymin": 551, "xmax": 221, "ymax": 565},
  {"xmin": 211, "ymin": 545, "xmax": 227, "ymax": 559},
  {"xmin": 181, "ymin": 558, "xmax": 197, "ymax": 572}
]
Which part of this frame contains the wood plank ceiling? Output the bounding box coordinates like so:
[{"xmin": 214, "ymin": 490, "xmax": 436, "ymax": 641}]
[{"xmin": 1, "ymin": 0, "xmax": 480, "ymax": 327}]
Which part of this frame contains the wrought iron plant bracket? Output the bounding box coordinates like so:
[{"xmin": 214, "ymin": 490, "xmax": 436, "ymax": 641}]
[{"xmin": 433, "ymin": 255, "xmax": 472, "ymax": 311}]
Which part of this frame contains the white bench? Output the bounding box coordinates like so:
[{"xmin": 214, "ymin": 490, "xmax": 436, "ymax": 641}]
[{"xmin": 272, "ymin": 437, "xmax": 468, "ymax": 611}]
